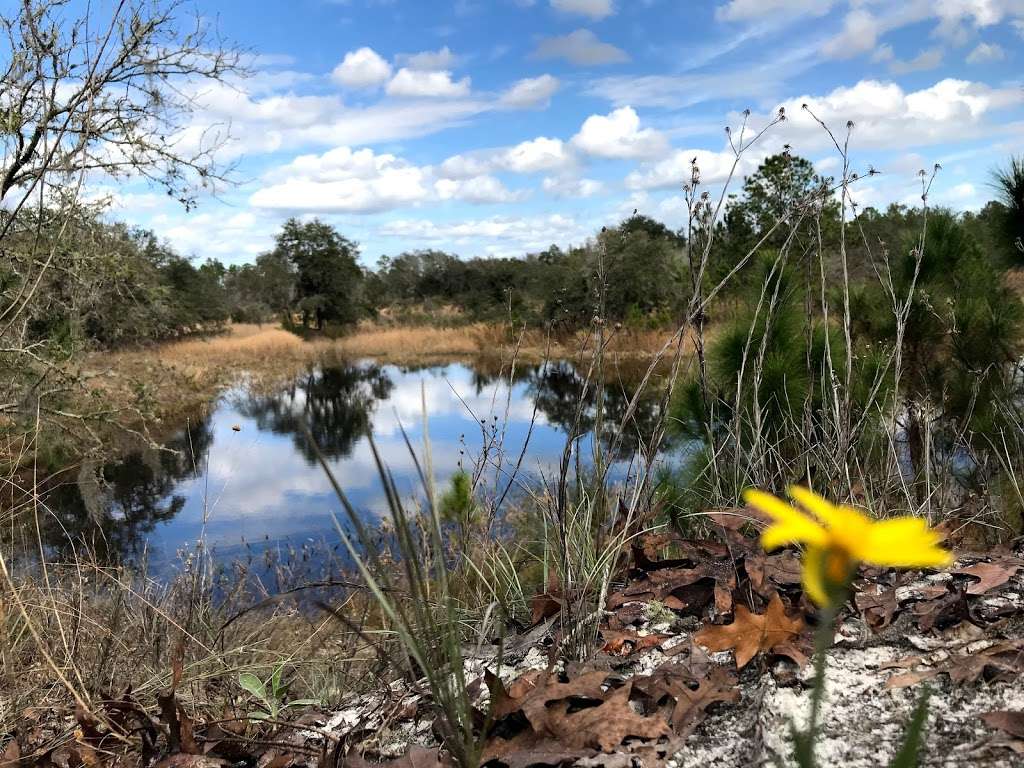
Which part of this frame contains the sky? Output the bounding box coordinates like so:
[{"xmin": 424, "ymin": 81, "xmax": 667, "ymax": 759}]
[{"xmin": 101, "ymin": 0, "xmax": 1024, "ymax": 267}]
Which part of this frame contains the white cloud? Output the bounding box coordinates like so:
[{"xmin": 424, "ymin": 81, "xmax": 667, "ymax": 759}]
[
  {"xmin": 626, "ymin": 148, "xmax": 752, "ymax": 190},
  {"xmin": 533, "ymin": 29, "xmax": 629, "ymax": 66},
  {"xmin": 151, "ymin": 208, "xmax": 283, "ymax": 261},
  {"xmin": 331, "ymin": 47, "xmax": 392, "ymax": 88},
  {"xmin": 250, "ymin": 145, "xmax": 527, "ymax": 213},
  {"xmin": 586, "ymin": 65, "xmax": 797, "ymax": 109},
  {"xmin": 251, "ymin": 147, "xmax": 432, "ymax": 213},
  {"xmin": 550, "ymin": 0, "xmax": 615, "ymax": 21},
  {"xmin": 571, "ymin": 107, "xmax": 668, "ymax": 159},
  {"xmin": 753, "ymin": 78, "xmax": 1023, "ymax": 156},
  {"xmin": 438, "ymin": 154, "xmax": 492, "ymax": 179},
  {"xmin": 440, "ymin": 137, "xmax": 572, "ymax": 177},
  {"xmin": 386, "ymin": 68, "xmax": 471, "ymax": 98},
  {"xmin": 396, "ymin": 46, "xmax": 459, "ymax": 70},
  {"xmin": 542, "ymin": 175, "xmax": 604, "ymax": 198},
  {"xmin": 1014, "ymin": 19, "xmax": 1024, "ymax": 37},
  {"xmin": 822, "ymin": 9, "xmax": 881, "ymax": 59},
  {"xmin": 500, "ymin": 137, "xmax": 572, "ymax": 172},
  {"xmin": 966, "ymin": 41, "xmax": 1006, "ymax": 62},
  {"xmin": 500, "ymin": 74, "xmax": 560, "ymax": 108},
  {"xmin": 380, "ymin": 213, "xmax": 589, "ymax": 254},
  {"xmin": 715, "ymin": 0, "xmax": 835, "ymax": 22},
  {"xmin": 434, "ymin": 175, "xmax": 522, "ymax": 204},
  {"xmin": 888, "ymin": 47, "xmax": 944, "ymax": 74}
]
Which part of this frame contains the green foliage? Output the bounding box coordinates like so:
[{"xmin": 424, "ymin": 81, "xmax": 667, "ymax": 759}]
[
  {"xmin": 672, "ymin": 251, "xmax": 842, "ymax": 447},
  {"xmin": 237, "ymin": 664, "xmax": 319, "ymax": 721},
  {"xmin": 703, "ymin": 153, "xmax": 840, "ymax": 295},
  {"xmin": 272, "ymin": 218, "xmax": 364, "ymax": 329},
  {"xmin": 853, "ymin": 211, "xmax": 1024, "ymax": 434},
  {"xmin": 440, "ymin": 470, "xmax": 479, "ymax": 530},
  {"xmin": 991, "ymin": 156, "xmax": 1024, "ymax": 261}
]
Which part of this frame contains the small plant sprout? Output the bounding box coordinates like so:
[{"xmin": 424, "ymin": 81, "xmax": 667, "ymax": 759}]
[{"xmin": 237, "ymin": 664, "xmax": 319, "ymax": 721}]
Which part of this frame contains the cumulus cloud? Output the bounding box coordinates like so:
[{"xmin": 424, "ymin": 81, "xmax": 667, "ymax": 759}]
[
  {"xmin": 434, "ymin": 175, "xmax": 523, "ymax": 204},
  {"xmin": 626, "ymin": 148, "xmax": 751, "ymax": 190},
  {"xmin": 533, "ymin": 29, "xmax": 628, "ymax": 66},
  {"xmin": 571, "ymin": 107, "xmax": 668, "ymax": 159},
  {"xmin": 966, "ymin": 42, "xmax": 1006, "ymax": 62},
  {"xmin": 386, "ymin": 68, "xmax": 471, "ymax": 98},
  {"xmin": 331, "ymin": 47, "xmax": 392, "ymax": 88},
  {"xmin": 380, "ymin": 213, "xmax": 589, "ymax": 253},
  {"xmin": 500, "ymin": 74, "xmax": 560, "ymax": 108},
  {"xmin": 251, "ymin": 147, "xmax": 432, "ymax": 213},
  {"xmin": 250, "ymin": 145, "xmax": 523, "ymax": 213},
  {"xmin": 440, "ymin": 137, "xmax": 572, "ymax": 177},
  {"xmin": 550, "ymin": 0, "xmax": 615, "ymax": 21},
  {"xmin": 748, "ymin": 78, "xmax": 1023, "ymax": 157}
]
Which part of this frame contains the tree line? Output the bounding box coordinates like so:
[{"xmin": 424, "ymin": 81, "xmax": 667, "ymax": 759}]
[{"xmin": 22, "ymin": 151, "xmax": 1020, "ymax": 356}]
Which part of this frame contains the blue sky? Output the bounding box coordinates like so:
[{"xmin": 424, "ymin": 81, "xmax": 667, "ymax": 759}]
[{"xmin": 103, "ymin": 0, "xmax": 1024, "ymax": 267}]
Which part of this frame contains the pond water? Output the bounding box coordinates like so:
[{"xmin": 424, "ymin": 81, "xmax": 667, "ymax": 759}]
[{"xmin": 40, "ymin": 358, "xmax": 691, "ymax": 569}]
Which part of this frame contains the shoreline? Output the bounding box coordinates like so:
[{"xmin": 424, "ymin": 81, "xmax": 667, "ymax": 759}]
[{"xmin": 83, "ymin": 321, "xmax": 695, "ymax": 436}]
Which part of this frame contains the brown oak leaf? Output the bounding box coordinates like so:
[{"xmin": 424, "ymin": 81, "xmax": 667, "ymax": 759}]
[
  {"xmin": 632, "ymin": 664, "xmax": 739, "ymax": 736},
  {"xmin": 544, "ymin": 682, "xmax": 671, "ymax": 751},
  {"xmin": 954, "ymin": 562, "xmax": 1022, "ymax": 595},
  {"xmin": 694, "ymin": 593, "xmax": 805, "ymax": 668}
]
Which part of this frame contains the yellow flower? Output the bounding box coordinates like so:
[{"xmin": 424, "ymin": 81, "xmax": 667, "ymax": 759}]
[{"xmin": 744, "ymin": 486, "xmax": 953, "ymax": 607}]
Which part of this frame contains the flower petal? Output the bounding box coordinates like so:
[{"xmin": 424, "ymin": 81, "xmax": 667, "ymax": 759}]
[
  {"xmin": 745, "ymin": 489, "xmax": 828, "ymax": 549},
  {"xmin": 801, "ymin": 546, "xmax": 830, "ymax": 607},
  {"xmin": 861, "ymin": 517, "xmax": 953, "ymax": 568}
]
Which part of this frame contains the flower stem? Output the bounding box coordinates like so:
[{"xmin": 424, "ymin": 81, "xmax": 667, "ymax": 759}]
[{"xmin": 794, "ymin": 602, "xmax": 838, "ymax": 768}]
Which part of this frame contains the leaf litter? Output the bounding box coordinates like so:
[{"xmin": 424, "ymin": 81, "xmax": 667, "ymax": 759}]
[{"xmin": 4, "ymin": 528, "xmax": 1024, "ymax": 767}]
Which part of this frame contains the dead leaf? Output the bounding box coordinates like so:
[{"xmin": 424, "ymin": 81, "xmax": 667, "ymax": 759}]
[
  {"xmin": 0, "ymin": 738, "xmax": 20, "ymax": 768},
  {"xmin": 484, "ymin": 670, "xmax": 672, "ymax": 757},
  {"xmin": 855, "ymin": 585, "xmax": 899, "ymax": 630},
  {"xmin": 599, "ymin": 630, "xmax": 669, "ymax": 656},
  {"xmin": 912, "ymin": 586, "xmax": 969, "ymax": 632},
  {"xmin": 342, "ymin": 746, "xmax": 449, "ymax": 768},
  {"xmin": 530, "ymin": 593, "xmax": 562, "ymax": 625},
  {"xmin": 694, "ymin": 593, "xmax": 806, "ymax": 668},
  {"xmin": 745, "ymin": 551, "xmax": 802, "ymax": 598},
  {"xmin": 954, "ymin": 562, "xmax": 1022, "ymax": 595},
  {"xmin": 632, "ymin": 664, "xmax": 739, "ymax": 737},
  {"xmin": 884, "ymin": 668, "xmax": 942, "ymax": 689},
  {"xmin": 981, "ymin": 711, "xmax": 1024, "ymax": 738},
  {"xmin": 156, "ymin": 756, "xmax": 229, "ymax": 768},
  {"xmin": 486, "ymin": 746, "xmax": 596, "ymax": 768},
  {"xmin": 544, "ymin": 682, "xmax": 671, "ymax": 751}
]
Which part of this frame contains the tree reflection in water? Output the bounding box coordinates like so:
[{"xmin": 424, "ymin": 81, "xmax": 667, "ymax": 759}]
[
  {"xmin": 39, "ymin": 415, "xmax": 214, "ymax": 563},
  {"xmin": 527, "ymin": 360, "xmax": 672, "ymax": 461},
  {"xmin": 234, "ymin": 363, "xmax": 394, "ymax": 463},
  {"xmin": 32, "ymin": 358, "xmax": 673, "ymax": 567}
]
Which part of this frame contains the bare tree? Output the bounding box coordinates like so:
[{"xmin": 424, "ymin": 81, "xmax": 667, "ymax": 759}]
[{"xmin": 0, "ymin": 0, "xmax": 243, "ymax": 449}]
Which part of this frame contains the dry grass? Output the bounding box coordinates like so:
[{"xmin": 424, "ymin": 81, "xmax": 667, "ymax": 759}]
[
  {"xmin": 69, "ymin": 321, "xmax": 698, "ymax": 453},
  {"xmin": 333, "ymin": 323, "xmax": 483, "ymax": 360}
]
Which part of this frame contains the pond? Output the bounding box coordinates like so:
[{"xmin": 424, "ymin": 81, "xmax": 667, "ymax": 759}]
[{"xmin": 39, "ymin": 358, "xmax": 693, "ymax": 570}]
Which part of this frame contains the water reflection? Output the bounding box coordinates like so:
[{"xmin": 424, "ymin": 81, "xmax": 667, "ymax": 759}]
[
  {"xmin": 40, "ymin": 358, "xmax": 675, "ymax": 566},
  {"xmin": 236, "ymin": 364, "xmax": 394, "ymax": 462}
]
